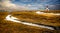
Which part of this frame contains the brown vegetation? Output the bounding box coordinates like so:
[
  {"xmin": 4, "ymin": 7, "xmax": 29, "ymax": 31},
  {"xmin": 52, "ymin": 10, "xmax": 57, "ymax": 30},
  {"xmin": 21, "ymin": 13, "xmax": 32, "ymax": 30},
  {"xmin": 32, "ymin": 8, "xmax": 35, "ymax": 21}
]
[{"xmin": 0, "ymin": 10, "xmax": 60, "ymax": 33}]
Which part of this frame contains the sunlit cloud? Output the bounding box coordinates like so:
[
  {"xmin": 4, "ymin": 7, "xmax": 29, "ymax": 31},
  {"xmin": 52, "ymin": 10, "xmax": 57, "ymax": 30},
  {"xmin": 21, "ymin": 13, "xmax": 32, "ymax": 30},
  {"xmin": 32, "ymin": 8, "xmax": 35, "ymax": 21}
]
[
  {"xmin": 0, "ymin": 0, "xmax": 60, "ymax": 11},
  {"xmin": 0, "ymin": 0, "xmax": 28, "ymax": 11}
]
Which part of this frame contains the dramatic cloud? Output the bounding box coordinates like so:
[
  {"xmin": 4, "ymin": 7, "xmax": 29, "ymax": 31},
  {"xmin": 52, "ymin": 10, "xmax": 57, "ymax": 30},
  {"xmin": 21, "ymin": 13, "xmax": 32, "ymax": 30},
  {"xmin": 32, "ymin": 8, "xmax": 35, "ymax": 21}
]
[
  {"xmin": 0, "ymin": 0, "xmax": 60, "ymax": 11},
  {"xmin": 48, "ymin": 4, "xmax": 60, "ymax": 10},
  {"xmin": 0, "ymin": 0, "xmax": 28, "ymax": 11}
]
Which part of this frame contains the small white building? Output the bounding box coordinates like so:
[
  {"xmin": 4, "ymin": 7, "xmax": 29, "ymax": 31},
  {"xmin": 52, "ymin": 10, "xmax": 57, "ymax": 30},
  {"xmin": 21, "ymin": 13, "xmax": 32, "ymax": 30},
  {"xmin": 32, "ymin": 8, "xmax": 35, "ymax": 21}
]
[{"xmin": 45, "ymin": 6, "xmax": 49, "ymax": 11}]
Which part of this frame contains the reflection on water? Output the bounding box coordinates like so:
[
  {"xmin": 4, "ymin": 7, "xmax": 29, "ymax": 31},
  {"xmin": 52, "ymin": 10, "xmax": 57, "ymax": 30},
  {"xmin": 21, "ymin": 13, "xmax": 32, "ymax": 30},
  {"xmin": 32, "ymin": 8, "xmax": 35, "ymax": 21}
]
[
  {"xmin": 5, "ymin": 15, "xmax": 54, "ymax": 30},
  {"xmin": 36, "ymin": 11, "xmax": 60, "ymax": 15}
]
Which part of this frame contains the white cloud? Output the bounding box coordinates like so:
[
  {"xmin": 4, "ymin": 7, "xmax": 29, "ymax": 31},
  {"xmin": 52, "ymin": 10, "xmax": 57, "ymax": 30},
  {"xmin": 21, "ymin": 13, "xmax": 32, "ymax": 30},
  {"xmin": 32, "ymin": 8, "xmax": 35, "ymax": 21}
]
[
  {"xmin": 27, "ymin": 4, "xmax": 32, "ymax": 6},
  {"xmin": 0, "ymin": 0, "xmax": 59, "ymax": 11},
  {"xmin": 0, "ymin": 0, "xmax": 28, "ymax": 11},
  {"xmin": 25, "ymin": 4, "xmax": 45, "ymax": 10},
  {"xmin": 0, "ymin": 0, "xmax": 46, "ymax": 11}
]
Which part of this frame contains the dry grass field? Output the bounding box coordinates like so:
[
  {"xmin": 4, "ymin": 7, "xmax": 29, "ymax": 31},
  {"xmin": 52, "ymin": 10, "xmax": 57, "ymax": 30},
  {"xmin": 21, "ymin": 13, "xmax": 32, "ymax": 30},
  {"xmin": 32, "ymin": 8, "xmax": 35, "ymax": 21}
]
[{"xmin": 0, "ymin": 10, "xmax": 60, "ymax": 33}]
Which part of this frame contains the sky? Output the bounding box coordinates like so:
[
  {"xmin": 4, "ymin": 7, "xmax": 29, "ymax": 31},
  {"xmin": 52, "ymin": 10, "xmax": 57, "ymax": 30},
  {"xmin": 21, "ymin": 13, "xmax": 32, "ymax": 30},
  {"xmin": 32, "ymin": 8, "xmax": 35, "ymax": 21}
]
[{"xmin": 0, "ymin": 0, "xmax": 60, "ymax": 11}]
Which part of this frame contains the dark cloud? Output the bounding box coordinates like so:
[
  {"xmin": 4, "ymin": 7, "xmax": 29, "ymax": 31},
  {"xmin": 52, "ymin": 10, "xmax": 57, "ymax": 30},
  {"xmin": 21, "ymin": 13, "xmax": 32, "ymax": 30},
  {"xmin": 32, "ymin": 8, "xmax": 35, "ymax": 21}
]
[{"xmin": 49, "ymin": 5, "xmax": 60, "ymax": 10}]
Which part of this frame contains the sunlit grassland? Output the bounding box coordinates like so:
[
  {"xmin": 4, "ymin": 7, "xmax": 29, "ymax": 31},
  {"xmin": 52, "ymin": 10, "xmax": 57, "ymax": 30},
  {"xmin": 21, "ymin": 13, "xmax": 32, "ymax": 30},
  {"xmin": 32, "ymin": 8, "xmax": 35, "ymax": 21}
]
[
  {"xmin": 0, "ymin": 20, "xmax": 59, "ymax": 33},
  {"xmin": 0, "ymin": 10, "xmax": 60, "ymax": 33},
  {"xmin": 11, "ymin": 10, "xmax": 60, "ymax": 26}
]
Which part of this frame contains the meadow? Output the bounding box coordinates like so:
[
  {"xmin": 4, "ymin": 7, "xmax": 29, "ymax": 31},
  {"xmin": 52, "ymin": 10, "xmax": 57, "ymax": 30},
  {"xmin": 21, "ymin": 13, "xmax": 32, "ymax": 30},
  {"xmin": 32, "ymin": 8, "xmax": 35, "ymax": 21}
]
[{"xmin": 0, "ymin": 10, "xmax": 60, "ymax": 33}]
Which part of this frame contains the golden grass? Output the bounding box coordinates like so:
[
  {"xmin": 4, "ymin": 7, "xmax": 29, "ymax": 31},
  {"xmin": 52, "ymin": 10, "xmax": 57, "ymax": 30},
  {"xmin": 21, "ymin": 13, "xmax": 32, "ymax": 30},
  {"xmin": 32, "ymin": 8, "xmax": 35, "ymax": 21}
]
[
  {"xmin": 0, "ymin": 20, "xmax": 59, "ymax": 33},
  {"xmin": 0, "ymin": 10, "xmax": 60, "ymax": 33},
  {"xmin": 11, "ymin": 11, "xmax": 60, "ymax": 26}
]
